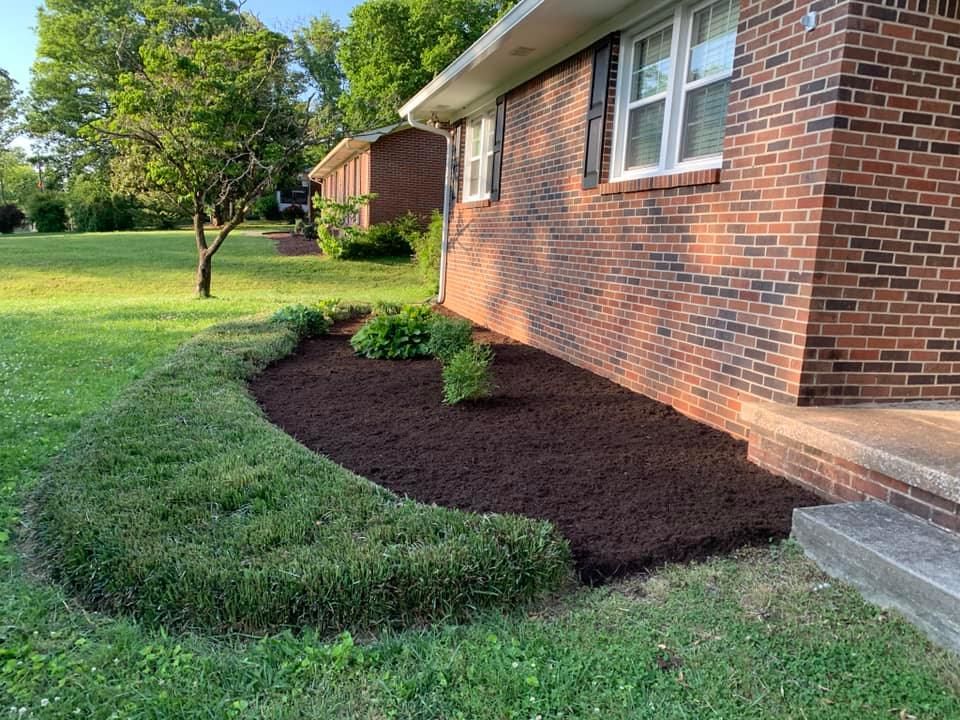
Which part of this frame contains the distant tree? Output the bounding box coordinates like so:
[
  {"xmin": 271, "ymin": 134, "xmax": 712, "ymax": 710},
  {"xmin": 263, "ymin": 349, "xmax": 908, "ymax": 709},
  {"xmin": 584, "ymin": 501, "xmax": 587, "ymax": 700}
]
[
  {"xmin": 105, "ymin": 14, "xmax": 308, "ymax": 296},
  {"xmin": 0, "ymin": 69, "xmax": 19, "ymax": 147},
  {"xmin": 337, "ymin": 0, "xmax": 515, "ymax": 131},
  {"xmin": 0, "ymin": 148, "xmax": 37, "ymax": 205},
  {"xmin": 293, "ymin": 15, "xmax": 346, "ymax": 161}
]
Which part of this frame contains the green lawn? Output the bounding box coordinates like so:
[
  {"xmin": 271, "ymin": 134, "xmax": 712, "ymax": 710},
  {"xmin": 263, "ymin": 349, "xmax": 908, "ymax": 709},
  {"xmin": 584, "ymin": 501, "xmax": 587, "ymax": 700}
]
[{"xmin": 2, "ymin": 230, "xmax": 959, "ymax": 719}]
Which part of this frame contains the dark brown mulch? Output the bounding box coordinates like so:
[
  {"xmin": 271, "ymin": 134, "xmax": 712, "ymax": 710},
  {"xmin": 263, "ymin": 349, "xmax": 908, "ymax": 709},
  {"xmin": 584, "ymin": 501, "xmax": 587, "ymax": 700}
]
[
  {"xmin": 265, "ymin": 231, "xmax": 320, "ymax": 256},
  {"xmin": 251, "ymin": 326, "xmax": 821, "ymax": 583}
]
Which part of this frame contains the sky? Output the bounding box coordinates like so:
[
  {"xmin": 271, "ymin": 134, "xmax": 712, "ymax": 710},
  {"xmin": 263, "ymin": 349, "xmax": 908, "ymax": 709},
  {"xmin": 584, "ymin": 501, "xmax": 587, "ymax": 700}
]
[{"xmin": 0, "ymin": 0, "xmax": 359, "ymax": 150}]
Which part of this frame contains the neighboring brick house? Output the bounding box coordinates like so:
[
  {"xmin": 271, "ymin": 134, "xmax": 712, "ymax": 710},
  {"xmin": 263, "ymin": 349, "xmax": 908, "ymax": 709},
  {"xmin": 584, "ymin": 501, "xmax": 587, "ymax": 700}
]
[
  {"xmin": 308, "ymin": 122, "xmax": 446, "ymax": 228},
  {"xmin": 400, "ymin": 0, "xmax": 960, "ymax": 512}
]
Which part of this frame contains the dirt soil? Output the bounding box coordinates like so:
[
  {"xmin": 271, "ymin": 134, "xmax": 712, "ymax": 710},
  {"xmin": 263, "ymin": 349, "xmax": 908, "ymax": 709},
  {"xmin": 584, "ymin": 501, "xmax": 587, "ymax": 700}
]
[
  {"xmin": 251, "ymin": 323, "xmax": 821, "ymax": 583},
  {"xmin": 265, "ymin": 231, "xmax": 320, "ymax": 256}
]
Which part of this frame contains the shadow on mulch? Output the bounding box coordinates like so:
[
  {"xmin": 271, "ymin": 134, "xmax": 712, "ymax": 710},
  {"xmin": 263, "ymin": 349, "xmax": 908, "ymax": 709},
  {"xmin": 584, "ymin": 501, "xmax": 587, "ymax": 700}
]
[
  {"xmin": 265, "ymin": 232, "xmax": 320, "ymax": 256},
  {"xmin": 251, "ymin": 324, "xmax": 821, "ymax": 584}
]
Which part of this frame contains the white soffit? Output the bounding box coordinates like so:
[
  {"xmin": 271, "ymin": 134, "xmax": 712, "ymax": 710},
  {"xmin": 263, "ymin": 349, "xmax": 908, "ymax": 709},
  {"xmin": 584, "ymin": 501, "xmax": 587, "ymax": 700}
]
[{"xmin": 399, "ymin": 0, "xmax": 644, "ymax": 123}]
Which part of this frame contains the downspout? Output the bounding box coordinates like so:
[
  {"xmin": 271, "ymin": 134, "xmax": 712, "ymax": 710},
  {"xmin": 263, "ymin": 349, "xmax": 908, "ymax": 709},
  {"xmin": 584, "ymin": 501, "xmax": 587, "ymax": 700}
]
[{"xmin": 406, "ymin": 112, "xmax": 454, "ymax": 304}]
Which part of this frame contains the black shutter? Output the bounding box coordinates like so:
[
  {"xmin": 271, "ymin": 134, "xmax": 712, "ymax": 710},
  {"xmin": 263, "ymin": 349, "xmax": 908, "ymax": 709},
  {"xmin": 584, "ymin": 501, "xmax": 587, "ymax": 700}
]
[
  {"xmin": 490, "ymin": 94, "xmax": 506, "ymax": 201},
  {"xmin": 451, "ymin": 124, "xmax": 462, "ymax": 204},
  {"xmin": 582, "ymin": 36, "xmax": 613, "ymax": 189}
]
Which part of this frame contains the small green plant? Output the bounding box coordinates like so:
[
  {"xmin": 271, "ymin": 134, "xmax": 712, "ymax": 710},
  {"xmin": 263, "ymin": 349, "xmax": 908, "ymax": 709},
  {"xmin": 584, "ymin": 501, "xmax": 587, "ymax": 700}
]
[
  {"xmin": 27, "ymin": 193, "xmax": 69, "ymax": 232},
  {"xmin": 271, "ymin": 304, "xmax": 333, "ymax": 338},
  {"xmin": 313, "ymin": 193, "xmax": 376, "ymax": 258},
  {"xmin": 442, "ymin": 343, "xmax": 494, "ymax": 404},
  {"xmin": 427, "ymin": 314, "xmax": 474, "ymax": 362},
  {"xmin": 317, "ymin": 297, "xmax": 371, "ymax": 322},
  {"xmin": 372, "ymin": 300, "xmax": 403, "ymax": 316},
  {"xmin": 350, "ymin": 305, "xmax": 434, "ymax": 359}
]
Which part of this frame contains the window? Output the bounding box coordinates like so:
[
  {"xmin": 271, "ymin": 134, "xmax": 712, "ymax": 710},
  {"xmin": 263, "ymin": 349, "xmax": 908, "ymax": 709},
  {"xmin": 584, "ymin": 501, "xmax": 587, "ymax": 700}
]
[
  {"xmin": 611, "ymin": 0, "xmax": 739, "ymax": 180},
  {"xmin": 463, "ymin": 108, "xmax": 496, "ymax": 201}
]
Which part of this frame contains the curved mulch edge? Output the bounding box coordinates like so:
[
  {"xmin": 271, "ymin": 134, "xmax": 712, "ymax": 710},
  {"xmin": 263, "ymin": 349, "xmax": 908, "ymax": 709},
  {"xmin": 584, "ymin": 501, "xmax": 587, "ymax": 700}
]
[
  {"xmin": 263, "ymin": 231, "xmax": 321, "ymax": 256},
  {"xmin": 251, "ymin": 317, "xmax": 822, "ymax": 584}
]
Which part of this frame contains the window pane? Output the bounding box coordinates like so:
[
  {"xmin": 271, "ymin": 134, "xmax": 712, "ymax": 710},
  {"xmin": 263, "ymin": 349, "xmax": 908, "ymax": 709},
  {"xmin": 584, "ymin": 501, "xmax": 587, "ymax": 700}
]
[
  {"xmin": 469, "ymin": 121, "xmax": 482, "ymax": 159},
  {"xmin": 468, "ymin": 159, "xmax": 481, "ymax": 196},
  {"xmin": 625, "ymin": 100, "xmax": 665, "ymax": 169},
  {"xmin": 688, "ymin": 0, "xmax": 738, "ymax": 82},
  {"xmin": 485, "ymin": 113, "xmax": 495, "ymax": 155},
  {"xmin": 681, "ymin": 78, "xmax": 730, "ymax": 159},
  {"xmin": 631, "ymin": 26, "xmax": 673, "ymax": 102}
]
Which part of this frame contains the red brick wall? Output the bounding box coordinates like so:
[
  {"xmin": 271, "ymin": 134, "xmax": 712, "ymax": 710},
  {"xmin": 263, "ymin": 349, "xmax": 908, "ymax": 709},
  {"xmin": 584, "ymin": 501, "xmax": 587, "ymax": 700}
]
[
  {"xmin": 320, "ymin": 151, "xmax": 371, "ymax": 227},
  {"xmin": 369, "ymin": 127, "xmax": 446, "ymax": 226},
  {"xmin": 442, "ymin": 0, "xmax": 960, "ymax": 438},
  {"xmin": 799, "ymin": 0, "xmax": 960, "ymax": 403}
]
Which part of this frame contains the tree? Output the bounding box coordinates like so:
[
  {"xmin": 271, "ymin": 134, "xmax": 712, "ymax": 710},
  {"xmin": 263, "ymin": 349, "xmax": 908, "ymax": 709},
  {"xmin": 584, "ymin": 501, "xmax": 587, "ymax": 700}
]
[
  {"xmin": 105, "ymin": 13, "xmax": 308, "ymax": 296},
  {"xmin": 337, "ymin": 0, "xmax": 515, "ymax": 131},
  {"xmin": 0, "ymin": 69, "xmax": 19, "ymax": 148},
  {"xmin": 293, "ymin": 15, "xmax": 345, "ymax": 161},
  {"xmin": 0, "ymin": 148, "xmax": 37, "ymax": 205}
]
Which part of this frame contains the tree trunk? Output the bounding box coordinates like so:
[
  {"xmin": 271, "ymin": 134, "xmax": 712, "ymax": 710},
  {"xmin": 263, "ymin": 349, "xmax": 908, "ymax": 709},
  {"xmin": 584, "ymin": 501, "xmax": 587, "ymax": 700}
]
[
  {"xmin": 196, "ymin": 252, "xmax": 212, "ymax": 297},
  {"xmin": 193, "ymin": 210, "xmax": 212, "ymax": 297}
]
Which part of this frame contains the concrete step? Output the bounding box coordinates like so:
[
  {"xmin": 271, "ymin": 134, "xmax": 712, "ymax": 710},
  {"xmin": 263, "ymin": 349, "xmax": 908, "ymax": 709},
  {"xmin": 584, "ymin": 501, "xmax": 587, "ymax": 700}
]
[{"xmin": 793, "ymin": 501, "xmax": 960, "ymax": 655}]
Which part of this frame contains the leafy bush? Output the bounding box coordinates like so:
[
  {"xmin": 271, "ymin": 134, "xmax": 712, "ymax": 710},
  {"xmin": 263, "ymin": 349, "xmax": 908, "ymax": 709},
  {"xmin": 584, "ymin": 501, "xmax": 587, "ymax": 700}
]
[
  {"xmin": 282, "ymin": 204, "xmax": 305, "ymax": 223},
  {"xmin": 271, "ymin": 304, "xmax": 333, "ymax": 339},
  {"xmin": 339, "ymin": 220, "xmax": 412, "ymax": 259},
  {"xmin": 314, "ymin": 194, "xmax": 375, "ymax": 258},
  {"xmin": 253, "ymin": 193, "xmax": 281, "ymax": 221},
  {"xmin": 69, "ymin": 194, "xmax": 137, "ymax": 232},
  {"xmin": 293, "ymin": 218, "xmax": 318, "ymax": 240},
  {"xmin": 442, "ymin": 343, "xmax": 494, "ymax": 405},
  {"xmin": 33, "ymin": 318, "xmax": 570, "ymax": 633},
  {"xmin": 427, "ymin": 314, "xmax": 474, "ymax": 362},
  {"xmin": 316, "ymin": 297, "xmax": 370, "ymax": 322},
  {"xmin": 410, "ymin": 210, "xmax": 443, "ymax": 291},
  {"xmin": 372, "ymin": 300, "xmax": 402, "ymax": 316},
  {"xmin": 27, "ymin": 193, "xmax": 68, "ymax": 233},
  {"xmin": 0, "ymin": 203, "xmax": 25, "ymax": 234},
  {"xmin": 350, "ymin": 305, "xmax": 434, "ymax": 359}
]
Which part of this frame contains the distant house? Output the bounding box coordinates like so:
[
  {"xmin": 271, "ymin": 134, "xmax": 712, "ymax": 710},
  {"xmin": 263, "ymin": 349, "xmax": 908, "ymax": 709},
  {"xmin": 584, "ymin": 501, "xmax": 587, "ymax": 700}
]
[
  {"xmin": 276, "ymin": 172, "xmax": 311, "ymax": 217},
  {"xmin": 400, "ymin": 0, "xmax": 960, "ymax": 526},
  {"xmin": 308, "ymin": 122, "xmax": 446, "ymax": 228}
]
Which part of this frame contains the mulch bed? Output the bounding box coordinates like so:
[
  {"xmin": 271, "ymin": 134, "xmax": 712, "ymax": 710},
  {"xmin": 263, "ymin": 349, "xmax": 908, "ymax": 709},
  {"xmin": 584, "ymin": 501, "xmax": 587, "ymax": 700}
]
[
  {"xmin": 251, "ymin": 323, "xmax": 821, "ymax": 583},
  {"xmin": 265, "ymin": 231, "xmax": 320, "ymax": 256}
]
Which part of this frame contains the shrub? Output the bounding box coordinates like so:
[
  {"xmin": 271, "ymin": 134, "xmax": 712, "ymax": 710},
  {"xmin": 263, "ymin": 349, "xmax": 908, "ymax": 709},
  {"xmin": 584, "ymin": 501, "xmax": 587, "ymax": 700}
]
[
  {"xmin": 254, "ymin": 193, "xmax": 281, "ymax": 221},
  {"xmin": 33, "ymin": 318, "xmax": 571, "ymax": 633},
  {"xmin": 281, "ymin": 204, "xmax": 305, "ymax": 223},
  {"xmin": 27, "ymin": 193, "xmax": 68, "ymax": 233},
  {"xmin": 316, "ymin": 298, "xmax": 370, "ymax": 322},
  {"xmin": 427, "ymin": 314, "xmax": 474, "ymax": 362},
  {"xmin": 372, "ymin": 300, "xmax": 402, "ymax": 316},
  {"xmin": 339, "ymin": 220, "xmax": 412, "ymax": 259},
  {"xmin": 271, "ymin": 304, "xmax": 332, "ymax": 339},
  {"xmin": 410, "ymin": 210, "xmax": 443, "ymax": 291},
  {"xmin": 314, "ymin": 194, "xmax": 375, "ymax": 258},
  {"xmin": 0, "ymin": 203, "xmax": 25, "ymax": 234},
  {"xmin": 350, "ymin": 305, "xmax": 434, "ymax": 359},
  {"xmin": 442, "ymin": 343, "xmax": 494, "ymax": 405},
  {"xmin": 69, "ymin": 194, "xmax": 137, "ymax": 232}
]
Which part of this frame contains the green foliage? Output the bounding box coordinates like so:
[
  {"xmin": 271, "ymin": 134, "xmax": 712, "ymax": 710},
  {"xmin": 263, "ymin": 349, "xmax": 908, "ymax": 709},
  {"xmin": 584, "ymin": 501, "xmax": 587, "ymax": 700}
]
[
  {"xmin": 293, "ymin": 15, "xmax": 346, "ymax": 160},
  {"xmin": 410, "ymin": 209, "xmax": 443, "ymax": 291},
  {"xmin": 0, "ymin": 203, "xmax": 25, "ymax": 234},
  {"xmin": 0, "ymin": 68, "xmax": 19, "ymax": 147},
  {"xmin": 26, "ymin": 192, "xmax": 68, "ymax": 232},
  {"xmin": 270, "ymin": 304, "xmax": 333, "ymax": 339},
  {"xmin": 32, "ymin": 314, "xmax": 570, "ymax": 633},
  {"xmin": 314, "ymin": 193, "xmax": 375, "ymax": 258},
  {"xmin": 350, "ymin": 305, "xmax": 435, "ymax": 359},
  {"xmin": 0, "ymin": 148, "xmax": 36, "ymax": 206},
  {"xmin": 338, "ymin": 0, "xmax": 516, "ymax": 130},
  {"xmin": 427, "ymin": 314, "xmax": 474, "ymax": 362},
  {"xmin": 442, "ymin": 343, "xmax": 494, "ymax": 404},
  {"xmin": 339, "ymin": 220, "xmax": 413, "ymax": 259},
  {"xmin": 294, "ymin": 217, "xmax": 319, "ymax": 240},
  {"xmin": 253, "ymin": 193, "xmax": 281, "ymax": 221},
  {"xmin": 66, "ymin": 174, "xmax": 138, "ymax": 232}
]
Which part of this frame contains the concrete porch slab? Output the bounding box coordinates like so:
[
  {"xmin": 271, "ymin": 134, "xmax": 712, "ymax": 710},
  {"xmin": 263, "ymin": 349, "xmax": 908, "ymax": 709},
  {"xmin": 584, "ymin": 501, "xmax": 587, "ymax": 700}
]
[
  {"xmin": 794, "ymin": 501, "xmax": 960, "ymax": 655},
  {"xmin": 742, "ymin": 401, "xmax": 960, "ymax": 505}
]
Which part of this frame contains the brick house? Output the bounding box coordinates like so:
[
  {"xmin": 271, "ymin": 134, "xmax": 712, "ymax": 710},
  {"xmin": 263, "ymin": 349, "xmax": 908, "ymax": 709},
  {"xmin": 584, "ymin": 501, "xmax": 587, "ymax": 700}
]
[
  {"xmin": 400, "ymin": 0, "xmax": 960, "ymax": 519},
  {"xmin": 308, "ymin": 122, "xmax": 447, "ymax": 228}
]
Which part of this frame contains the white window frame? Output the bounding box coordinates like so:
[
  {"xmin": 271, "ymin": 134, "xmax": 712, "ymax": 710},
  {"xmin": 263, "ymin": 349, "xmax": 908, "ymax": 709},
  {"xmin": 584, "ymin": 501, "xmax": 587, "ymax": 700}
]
[
  {"xmin": 462, "ymin": 108, "xmax": 496, "ymax": 202},
  {"xmin": 610, "ymin": 0, "xmax": 737, "ymax": 182}
]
